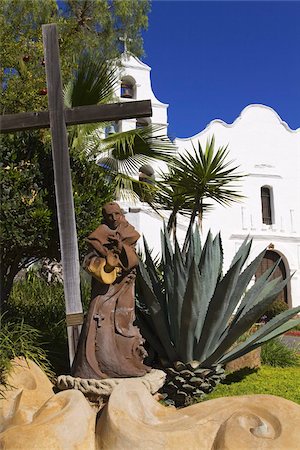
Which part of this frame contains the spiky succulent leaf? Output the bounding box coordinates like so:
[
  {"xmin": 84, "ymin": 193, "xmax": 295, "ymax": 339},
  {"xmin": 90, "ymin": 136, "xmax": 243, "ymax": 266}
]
[
  {"xmin": 229, "ymin": 235, "xmax": 251, "ymax": 269},
  {"xmin": 230, "ymin": 260, "xmax": 281, "ymax": 327},
  {"xmin": 170, "ymin": 238, "xmax": 188, "ymax": 348},
  {"xmin": 142, "ymin": 236, "xmax": 167, "ymax": 315},
  {"xmin": 195, "ymin": 248, "xmax": 251, "ymax": 362},
  {"xmin": 193, "ymin": 227, "xmax": 202, "ymax": 265},
  {"xmin": 218, "ymin": 308, "xmax": 300, "ymax": 364},
  {"xmin": 193, "ymin": 232, "xmax": 223, "ymax": 344},
  {"xmin": 161, "ymin": 224, "xmax": 175, "ymax": 317},
  {"xmin": 179, "ymin": 259, "xmax": 202, "ymax": 361},
  {"xmin": 135, "ymin": 314, "xmax": 169, "ymax": 361},
  {"xmin": 136, "ymin": 262, "xmax": 177, "ymax": 362},
  {"xmin": 201, "ymin": 276, "xmax": 292, "ymax": 367},
  {"xmin": 213, "ymin": 248, "xmax": 266, "ymax": 345}
]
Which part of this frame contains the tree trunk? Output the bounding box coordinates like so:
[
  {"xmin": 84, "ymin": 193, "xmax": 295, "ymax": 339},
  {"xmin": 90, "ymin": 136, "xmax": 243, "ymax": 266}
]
[
  {"xmin": 182, "ymin": 206, "xmax": 198, "ymax": 255},
  {"xmin": 0, "ymin": 257, "xmax": 21, "ymax": 314}
]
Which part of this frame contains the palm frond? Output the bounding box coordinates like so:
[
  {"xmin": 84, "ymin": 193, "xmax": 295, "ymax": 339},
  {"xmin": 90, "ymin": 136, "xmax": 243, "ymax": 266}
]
[
  {"xmin": 88, "ymin": 124, "xmax": 175, "ymax": 177},
  {"xmin": 63, "ymin": 52, "xmax": 119, "ymax": 108},
  {"xmin": 152, "ymin": 136, "xmax": 245, "ymax": 232}
]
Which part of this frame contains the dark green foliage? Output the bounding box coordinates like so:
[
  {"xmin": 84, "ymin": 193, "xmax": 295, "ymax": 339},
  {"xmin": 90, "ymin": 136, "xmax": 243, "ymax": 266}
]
[
  {"xmin": 262, "ymin": 299, "xmax": 289, "ymax": 322},
  {"xmin": 0, "ymin": 132, "xmax": 52, "ymax": 306},
  {"xmin": 1, "ymin": 0, "xmax": 150, "ymax": 114},
  {"xmin": 136, "ymin": 226, "xmax": 300, "ymax": 369},
  {"xmin": 5, "ymin": 273, "xmax": 91, "ymax": 375},
  {"xmin": 0, "ymin": 131, "xmax": 113, "ymax": 307},
  {"xmin": 261, "ymin": 338, "xmax": 300, "ymax": 367}
]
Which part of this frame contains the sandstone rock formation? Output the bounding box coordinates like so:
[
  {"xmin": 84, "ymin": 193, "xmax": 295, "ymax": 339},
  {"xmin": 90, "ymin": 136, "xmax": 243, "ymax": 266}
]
[
  {"xmin": 1, "ymin": 358, "xmax": 300, "ymax": 450},
  {"xmin": 96, "ymin": 379, "xmax": 300, "ymax": 450},
  {"xmin": 0, "ymin": 358, "xmax": 97, "ymax": 450}
]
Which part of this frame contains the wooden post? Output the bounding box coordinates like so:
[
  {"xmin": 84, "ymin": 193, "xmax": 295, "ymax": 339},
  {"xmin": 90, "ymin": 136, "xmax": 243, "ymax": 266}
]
[{"xmin": 42, "ymin": 24, "xmax": 83, "ymax": 365}]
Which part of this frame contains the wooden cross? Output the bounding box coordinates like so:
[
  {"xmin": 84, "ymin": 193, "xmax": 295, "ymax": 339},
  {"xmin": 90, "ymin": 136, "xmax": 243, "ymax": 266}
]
[{"xmin": 0, "ymin": 24, "xmax": 152, "ymax": 366}]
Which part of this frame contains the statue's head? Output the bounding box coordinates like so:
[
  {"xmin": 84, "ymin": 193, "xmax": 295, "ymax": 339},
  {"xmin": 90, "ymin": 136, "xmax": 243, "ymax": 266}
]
[{"xmin": 102, "ymin": 202, "xmax": 125, "ymax": 230}]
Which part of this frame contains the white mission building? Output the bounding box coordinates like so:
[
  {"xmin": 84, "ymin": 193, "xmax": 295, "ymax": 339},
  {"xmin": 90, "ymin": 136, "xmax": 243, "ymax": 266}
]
[{"xmin": 108, "ymin": 52, "xmax": 300, "ymax": 309}]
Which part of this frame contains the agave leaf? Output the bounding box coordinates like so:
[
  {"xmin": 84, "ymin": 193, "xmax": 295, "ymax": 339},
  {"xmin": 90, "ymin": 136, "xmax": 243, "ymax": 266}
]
[
  {"xmin": 184, "ymin": 225, "xmax": 196, "ymax": 273},
  {"xmin": 214, "ymin": 249, "xmax": 266, "ymax": 343},
  {"xmin": 193, "ymin": 232, "xmax": 223, "ymax": 346},
  {"xmin": 218, "ymin": 311, "xmax": 300, "ymax": 365},
  {"xmin": 169, "ymin": 237, "xmax": 188, "ymax": 348},
  {"xmin": 179, "ymin": 259, "xmax": 202, "ymax": 361},
  {"xmin": 228, "ymin": 306, "xmax": 300, "ymax": 354},
  {"xmin": 231, "ymin": 259, "xmax": 282, "ymax": 327},
  {"xmin": 193, "ymin": 227, "xmax": 202, "ymax": 265},
  {"xmin": 215, "ymin": 232, "xmax": 224, "ymax": 282},
  {"xmin": 142, "ymin": 236, "xmax": 167, "ymax": 315},
  {"xmin": 136, "ymin": 263, "xmax": 177, "ymax": 361},
  {"xmin": 229, "ymin": 236, "xmax": 251, "ymax": 269},
  {"xmin": 201, "ymin": 276, "xmax": 292, "ymax": 367},
  {"xmin": 195, "ymin": 245, "xmax": 251, "ymax": 362},
  {"xmin": 161, "ymin": 224, "xmax": 175, "ymax": 314},
  {"xmin": 161, "ymin": 222, "xmax": 174, "ymax": 267},
  {"xmin": 135, "ymin": 314, "xmax": 169, "ymax": 361}
]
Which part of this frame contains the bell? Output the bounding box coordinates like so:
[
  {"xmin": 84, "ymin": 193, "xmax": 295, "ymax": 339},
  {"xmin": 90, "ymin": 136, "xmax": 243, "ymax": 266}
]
[{"xmin": 106, "ymin": 124, "xmax": 116, "ymax": 135}]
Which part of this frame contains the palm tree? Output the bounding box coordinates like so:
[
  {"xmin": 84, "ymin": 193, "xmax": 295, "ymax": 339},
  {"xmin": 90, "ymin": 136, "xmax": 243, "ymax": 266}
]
[
  {"xmin": 64, "ymin": 53, "xmax": 175, "ymax": 201},
  {"xmin": 154, "ymin": 137, "xmax": 245, "ymax": 248}
]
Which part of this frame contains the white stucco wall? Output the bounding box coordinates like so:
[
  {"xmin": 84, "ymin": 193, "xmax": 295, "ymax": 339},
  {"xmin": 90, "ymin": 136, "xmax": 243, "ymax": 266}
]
[
  {"xmin": 114, "ymin": 54, "xmax": 300, "ymax": 308},
  {"xmin": 174, "ymin": 105, "xmax": 300, "ymax": 307}
]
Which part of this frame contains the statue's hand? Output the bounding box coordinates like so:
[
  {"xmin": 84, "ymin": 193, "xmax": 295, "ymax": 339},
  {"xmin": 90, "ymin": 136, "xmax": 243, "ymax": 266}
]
[
  {"xmin": 107, "ymin": 235, "xmax": 122, "ymax": 252},
  {"xmin": 106, "ymin": 251, "xmax": 120, "ymax": 268}
]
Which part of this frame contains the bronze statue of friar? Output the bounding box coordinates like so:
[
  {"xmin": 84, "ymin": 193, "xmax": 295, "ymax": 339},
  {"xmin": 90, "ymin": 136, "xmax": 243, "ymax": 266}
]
[{"xmin": 71, "ymin": 202, "xmax": 150, "ymax": 379}]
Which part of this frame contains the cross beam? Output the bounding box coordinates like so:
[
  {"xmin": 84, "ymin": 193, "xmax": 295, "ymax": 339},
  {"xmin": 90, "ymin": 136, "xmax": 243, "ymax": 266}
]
[
  {"xmin": 0, "ymin": 100, "xmax": 152, "ymax": 133},
  {"xmin": 1, "ymin": 23, "xmax": 152, "ymax": 367}
]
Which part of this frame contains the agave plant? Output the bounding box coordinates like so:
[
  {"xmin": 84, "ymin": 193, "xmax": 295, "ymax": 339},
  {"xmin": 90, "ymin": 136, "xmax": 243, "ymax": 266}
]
[{"xmin": 136, "ymin": 225, "xmax": 300, "ymax": 406}]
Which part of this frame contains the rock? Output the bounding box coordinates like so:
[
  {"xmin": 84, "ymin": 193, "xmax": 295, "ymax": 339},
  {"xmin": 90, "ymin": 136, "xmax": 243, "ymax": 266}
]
[
  {"xmin": 0, "ymin": 357, "xmax": 54, "ymax": 430},
  {"xmin": 225, "ymin": 347, "xmax": 261, "ymax": 372},
  {"xmin": 96, "ymin": 379, "xmax": 300, "ymax": 449},
  {"xmin": 2, "ymin": 359, "xmax": 300, "ymax": 450},
  {"xmin": 0, "ymin": 358, "xmax": 97, "ymax": 449},
  {"xmin": 0, "ymin": 390, "xmax": 96, "ymax": 450}
]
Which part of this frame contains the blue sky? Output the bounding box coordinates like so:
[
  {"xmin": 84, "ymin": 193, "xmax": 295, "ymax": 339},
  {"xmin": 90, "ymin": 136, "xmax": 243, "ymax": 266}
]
[{"xmin": 141, "ymin": 1, "xmax": 300, "ymax": 138}]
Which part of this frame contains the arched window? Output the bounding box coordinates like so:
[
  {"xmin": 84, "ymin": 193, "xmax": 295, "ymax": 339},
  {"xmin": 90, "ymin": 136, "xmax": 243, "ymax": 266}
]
[
  {"xmin": 261, "ymin": 186, "xmax": 273, "ymax": 225},
  {"xmin": 120, "ymin": 76, "xmax": 136, "ymax": 99}
]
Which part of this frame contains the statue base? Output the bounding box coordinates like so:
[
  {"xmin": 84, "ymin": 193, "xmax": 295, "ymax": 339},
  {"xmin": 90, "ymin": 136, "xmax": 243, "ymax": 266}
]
[{"xmin": 56, "ymin": 369, "xmax": 166, "ymax": 409}]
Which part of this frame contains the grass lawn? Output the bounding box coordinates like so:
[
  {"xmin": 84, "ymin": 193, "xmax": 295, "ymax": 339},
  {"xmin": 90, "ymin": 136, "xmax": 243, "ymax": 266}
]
[{"xmin": 204, "ymin": 366, "xmax": 300, "ymax": 404}]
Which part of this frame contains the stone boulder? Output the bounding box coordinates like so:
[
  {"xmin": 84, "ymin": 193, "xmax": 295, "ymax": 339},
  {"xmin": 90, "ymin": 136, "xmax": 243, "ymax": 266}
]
[{"xmin": 96, "ymin": 379, "xmax": 300, "ymax": 449}]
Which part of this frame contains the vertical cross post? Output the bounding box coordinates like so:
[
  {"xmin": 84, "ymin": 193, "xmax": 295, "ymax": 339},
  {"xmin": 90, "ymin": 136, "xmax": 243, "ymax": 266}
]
[{"xmin": 42, "ymin": 24, "xmax": 83, "ymax": 366}]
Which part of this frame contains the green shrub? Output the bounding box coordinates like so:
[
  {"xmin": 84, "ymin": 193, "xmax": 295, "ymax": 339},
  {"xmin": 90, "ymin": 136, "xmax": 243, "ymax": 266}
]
[
  {"xmin": 0, "ymin": 318, "xmax": 54, "ymax": 397},
  {"xmin": 263, "ymin": 299, "xmax": 289, "ymax": 322},
  {"xmin": 261, "ymin": 338, "xmax": 300, "ymax": 367},
  {"xmin": 6, "ymin": 273, "xmax": 92, "ymax": 375}
]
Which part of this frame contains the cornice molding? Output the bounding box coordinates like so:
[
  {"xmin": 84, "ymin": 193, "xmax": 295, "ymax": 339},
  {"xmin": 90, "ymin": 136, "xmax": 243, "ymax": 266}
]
[{"xmin": 176, "ymin": 104, "xmax": 300, "ymax": 141}]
